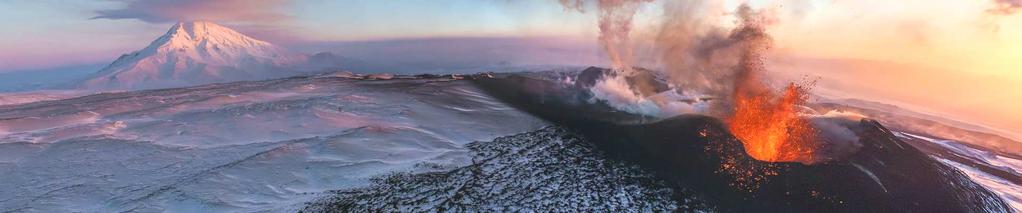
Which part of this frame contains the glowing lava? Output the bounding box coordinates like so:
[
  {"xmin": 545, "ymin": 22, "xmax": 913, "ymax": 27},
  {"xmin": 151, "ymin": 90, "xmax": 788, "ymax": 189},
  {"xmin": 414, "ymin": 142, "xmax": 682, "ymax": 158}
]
[
  {"xmin": 727, "ymin": 82, "xmax": 817, "ymax": 163},
  {"xmin": 718, "ymin": 4, "xmax": 818, "ymax": 164}
]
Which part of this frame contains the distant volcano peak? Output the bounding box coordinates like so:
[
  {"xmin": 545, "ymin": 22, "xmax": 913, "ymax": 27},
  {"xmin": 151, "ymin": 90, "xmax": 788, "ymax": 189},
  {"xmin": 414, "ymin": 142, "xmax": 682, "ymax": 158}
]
[
  {"xmin": 78, "ymin": 21, "xmax": 303, "ymax": 90},
  {"xmin": 160, "ymin": 21, "xmax": 274, "ymax": 50}
]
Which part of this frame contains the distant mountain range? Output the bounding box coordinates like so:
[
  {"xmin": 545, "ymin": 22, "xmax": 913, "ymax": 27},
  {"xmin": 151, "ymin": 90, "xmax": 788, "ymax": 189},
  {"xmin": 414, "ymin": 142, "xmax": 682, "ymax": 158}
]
[{"xmin": 18, "ymin": 21, "xmax": 603, "ymax": 91}]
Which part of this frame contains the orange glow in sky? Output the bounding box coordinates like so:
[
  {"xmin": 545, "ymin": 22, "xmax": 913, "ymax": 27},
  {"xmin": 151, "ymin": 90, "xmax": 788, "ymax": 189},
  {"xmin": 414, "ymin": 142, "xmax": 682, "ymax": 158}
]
[{"xmin": 760, "ymin": 0, "xmax": 1022, "ymax": 140}]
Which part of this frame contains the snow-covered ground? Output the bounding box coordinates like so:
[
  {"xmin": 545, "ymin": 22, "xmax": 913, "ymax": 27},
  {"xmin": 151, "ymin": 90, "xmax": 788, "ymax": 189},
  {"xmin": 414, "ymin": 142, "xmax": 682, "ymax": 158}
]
[
  {"xmin": 0, "ymin": 75, "xmax": 546, "ymax": 212},
  {"xmin": 894, "ymin": 132, "xmax": 1022, "ymax": 211}
]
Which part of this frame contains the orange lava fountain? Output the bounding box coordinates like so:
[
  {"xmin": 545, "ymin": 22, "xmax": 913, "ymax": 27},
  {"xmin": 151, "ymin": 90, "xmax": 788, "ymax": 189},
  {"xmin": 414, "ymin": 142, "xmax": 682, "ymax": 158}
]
[
  {"xmin": 728, "ymin": 82, "xmax": 817, "ymax": 163},
  {"xmin": 716, "ymin": 4, "xmax": 818, "ymax": 164}
]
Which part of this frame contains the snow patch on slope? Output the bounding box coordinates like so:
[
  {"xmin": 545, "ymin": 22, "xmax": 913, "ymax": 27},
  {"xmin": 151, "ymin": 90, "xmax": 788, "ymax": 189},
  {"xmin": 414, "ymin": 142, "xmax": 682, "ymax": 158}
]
[{"xmin": 0, "ymin": 90, "xmax": 87, "ymax": 106}]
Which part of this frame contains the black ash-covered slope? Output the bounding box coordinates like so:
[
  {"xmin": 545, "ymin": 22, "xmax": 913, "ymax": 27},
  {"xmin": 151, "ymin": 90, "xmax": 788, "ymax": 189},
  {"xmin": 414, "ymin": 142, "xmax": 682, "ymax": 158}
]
[
  {"xmin": 471, "ymin": 74, "xmax": 1011, "ymax": 212},
  {"xmin": 303, "ymin": 127, "xmax": 709, "ymax": 212}
]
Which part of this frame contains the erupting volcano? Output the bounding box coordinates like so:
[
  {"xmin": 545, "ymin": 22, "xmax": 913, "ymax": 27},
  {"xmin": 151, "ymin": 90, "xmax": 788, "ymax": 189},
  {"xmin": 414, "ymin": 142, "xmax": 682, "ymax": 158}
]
[{"xmin": 562, "ymin": 1, "xmax": 826, "ymax": 164}]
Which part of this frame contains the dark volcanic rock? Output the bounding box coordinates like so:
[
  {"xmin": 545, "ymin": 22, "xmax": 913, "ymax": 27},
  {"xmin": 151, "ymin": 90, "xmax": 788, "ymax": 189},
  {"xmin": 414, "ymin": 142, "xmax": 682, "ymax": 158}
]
[
  {"xmin": 303, "ymin": 127, "xmax": 708, "ymax": 212},
  {"xmin": 472, "ymin": 74, "xmax": 1012, "ymax": 212},
  {"xmin": 575, "ymin": 66, "xmax": 608, "ymax": 88},
  {"xmin": 574, "ymin": 66, "xmax": 671, "ymax": 97}
]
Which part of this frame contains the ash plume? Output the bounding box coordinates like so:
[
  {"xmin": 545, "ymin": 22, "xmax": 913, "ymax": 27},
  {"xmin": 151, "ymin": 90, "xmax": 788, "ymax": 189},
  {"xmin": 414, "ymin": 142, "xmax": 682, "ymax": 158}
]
[
  {"xmin": 558, "ymin": 0, "xmax": 777, "ymax": 116},
  {"xmin": 661, "ymin": 3, "xmax": 775, "ymax": 114}
]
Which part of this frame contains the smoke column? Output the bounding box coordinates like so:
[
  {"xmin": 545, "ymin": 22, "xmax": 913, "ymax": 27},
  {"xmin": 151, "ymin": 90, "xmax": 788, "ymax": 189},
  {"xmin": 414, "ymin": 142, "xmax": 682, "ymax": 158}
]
[{"xmin": 560, "ymin": 0, "xmax": 653, "ymax": 72}]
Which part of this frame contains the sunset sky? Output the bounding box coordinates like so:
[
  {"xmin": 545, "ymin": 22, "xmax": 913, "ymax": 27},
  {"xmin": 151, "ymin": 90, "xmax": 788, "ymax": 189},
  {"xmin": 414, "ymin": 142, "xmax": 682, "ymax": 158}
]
[{"xmin": 0, "ymin": 0, "xmax": 1019, "ymax": 138}]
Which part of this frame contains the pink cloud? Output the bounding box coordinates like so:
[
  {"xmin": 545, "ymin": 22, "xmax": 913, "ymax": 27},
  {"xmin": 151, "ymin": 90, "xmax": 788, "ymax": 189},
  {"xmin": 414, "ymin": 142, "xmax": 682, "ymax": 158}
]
[
  {"xmin": 990, "ymin": 0, "xmax": 1022, "ymax": 15},
  {"xmin": 89, "ymin": 0, "xmax": 309, "ymax": 44},
  {"xmin": 91, "ymin": 0, "xmax": 291, "ymax": 23}
]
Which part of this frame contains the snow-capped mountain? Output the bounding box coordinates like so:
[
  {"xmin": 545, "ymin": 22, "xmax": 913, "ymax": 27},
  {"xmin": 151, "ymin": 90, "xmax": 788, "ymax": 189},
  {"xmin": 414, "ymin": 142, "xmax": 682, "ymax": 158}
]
[{"xmin": 79, "ymin": 21, "xmax": 307, "ymax": 90}]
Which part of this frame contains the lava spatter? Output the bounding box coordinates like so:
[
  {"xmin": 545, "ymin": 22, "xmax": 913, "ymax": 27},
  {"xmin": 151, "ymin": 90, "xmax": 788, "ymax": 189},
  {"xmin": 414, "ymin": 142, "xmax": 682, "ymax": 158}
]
[{"xmin": 728, "ymin": 83, "xmax": 817, "ymax": 164}]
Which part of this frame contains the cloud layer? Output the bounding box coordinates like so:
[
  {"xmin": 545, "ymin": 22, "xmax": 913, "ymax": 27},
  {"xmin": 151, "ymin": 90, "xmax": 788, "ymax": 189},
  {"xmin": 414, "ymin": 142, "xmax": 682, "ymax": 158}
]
[
  {"xmin": 91, "ymin": 0, "xmax": 290, "ymax": 23},
  {"xmin": 991, "ymin": 0, "xmax": 1022, "ymax": 15}
]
